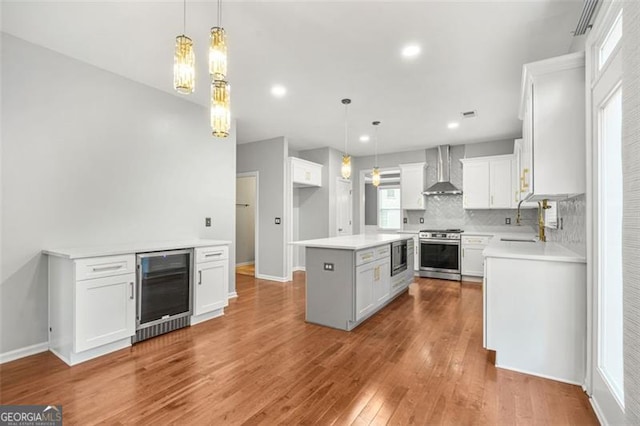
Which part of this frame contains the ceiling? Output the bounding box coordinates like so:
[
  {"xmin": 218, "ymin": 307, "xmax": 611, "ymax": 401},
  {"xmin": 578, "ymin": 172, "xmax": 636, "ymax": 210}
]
[{"xmin": 1, "ymin": 1, "xmax": 583, "ymax": 155}]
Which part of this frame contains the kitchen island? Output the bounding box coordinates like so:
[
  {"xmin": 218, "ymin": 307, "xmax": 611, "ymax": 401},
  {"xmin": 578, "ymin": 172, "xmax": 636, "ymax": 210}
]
[{"xmin": 293, "ymin": 234, "xmax": 414, "ymax": 331}]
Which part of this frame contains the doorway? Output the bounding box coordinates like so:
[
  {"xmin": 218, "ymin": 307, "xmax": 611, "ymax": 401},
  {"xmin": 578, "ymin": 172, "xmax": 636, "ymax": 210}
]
[
  {"xmin": 336, "ymin": 178, "xmax": 353, "ymax": 236},
  {"xmin": 236, "ymin": 173, "xmax": 258, "ymax": 277}
]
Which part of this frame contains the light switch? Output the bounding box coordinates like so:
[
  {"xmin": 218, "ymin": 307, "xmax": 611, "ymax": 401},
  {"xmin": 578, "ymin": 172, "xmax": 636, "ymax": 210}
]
[{"xmin": 275, "ymin": 217, "xmax": 281, "ymax": 225}]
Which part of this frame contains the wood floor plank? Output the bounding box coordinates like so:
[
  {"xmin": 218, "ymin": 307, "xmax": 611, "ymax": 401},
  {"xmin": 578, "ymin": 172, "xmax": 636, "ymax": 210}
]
[{"xmin": 0, "ymin": 275, "xmax": 597, "ymax": 425}]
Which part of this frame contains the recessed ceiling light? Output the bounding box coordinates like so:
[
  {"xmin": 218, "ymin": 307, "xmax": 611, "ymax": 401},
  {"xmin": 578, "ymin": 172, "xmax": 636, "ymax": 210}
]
[
  {"xmin": 401, "ymin": 44, "xmax": 421, "ymax": 58},
  {"xmin": 359, "ymin": 135, "xmax": 370, "ymax": 143},
  {"xmin": 270, "ymin": 85, "xmax": 287, "ymax": 97},
  {"xmin": 447, "ymin": 122, "xmax": 460, "ymax": 129}
]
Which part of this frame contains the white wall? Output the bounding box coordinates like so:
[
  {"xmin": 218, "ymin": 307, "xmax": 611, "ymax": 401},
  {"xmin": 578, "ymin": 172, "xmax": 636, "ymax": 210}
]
[
  {"xmin": 235, "ymin": 176, "xmax": 256, "ymax": 265},
  {"xmin": 237, "ymin": 137, "xmax": 288, "ymax": 280},
  {"xmin": 0, "ymin": 34, "xmax": 236, "ymax": 354}
]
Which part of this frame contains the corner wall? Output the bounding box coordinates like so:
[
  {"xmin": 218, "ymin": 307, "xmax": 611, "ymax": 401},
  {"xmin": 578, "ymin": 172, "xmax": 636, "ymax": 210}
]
[{"xmin": 0, "ymin": 34, "xmax": 236, "ymax": 355}]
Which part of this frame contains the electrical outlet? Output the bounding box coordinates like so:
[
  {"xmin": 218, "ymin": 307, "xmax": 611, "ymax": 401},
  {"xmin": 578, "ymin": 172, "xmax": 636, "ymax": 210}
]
[
  {"xmin": 505, "ymin": 218, "xmax": 511, "ymax": 225},
  {"xmin": 205, "ymin": 217, "xmax": 211, "ymax": 227},
  {"xmin": 403, "ymin": 218, "xmax": 408, "ymax": 224},
  {"xmin": 324, "ymin": 263, "xmax": 334, "ymax": 271},
  {"xmin": 419, "ymin": 217, "xmax": 424, "ymax": 224},
  {"xmin": 275, "ymin": 217, "xmax": 281, "ymax": 225}
]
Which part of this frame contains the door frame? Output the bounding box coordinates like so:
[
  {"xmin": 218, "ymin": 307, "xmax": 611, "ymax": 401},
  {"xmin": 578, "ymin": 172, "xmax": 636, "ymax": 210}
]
[
  {"xmin": 585, "ymin": 1, "xmax": 625, "ymax": 423},
  {"xmin": 236, "ymin": 171, "xmax": 259, "ymax": 280},
  {"xmin": 336, "ymin": 177, "xmax": 353, "ymax": 236}
]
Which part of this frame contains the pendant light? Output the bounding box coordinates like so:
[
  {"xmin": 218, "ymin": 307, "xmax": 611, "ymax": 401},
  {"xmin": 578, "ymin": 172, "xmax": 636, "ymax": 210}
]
[
  {"xmin": 371, "ymin": 121, "xmax": 381, "ymax": 187},
  {"xmin": 341, "ymin": 98, "xmax": 352, "ymax": 179},
  {"xmin": 173, "ymin": 0, "xmax": 195, "ymax": 94},
  {"xmin": 210, "ymin": 0, "xmax": 230, "ymax": 138}
]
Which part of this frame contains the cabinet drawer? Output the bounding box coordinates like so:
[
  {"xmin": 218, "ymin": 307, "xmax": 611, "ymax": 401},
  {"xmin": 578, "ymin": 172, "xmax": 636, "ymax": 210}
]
[
  {"xmin": 196, "ymin": 246, "xmax": 229, "ymax": 263},
  {"xmin": 355, "ymin": 248, "xmax": 376, "ymax": 266},
  {"xmin": 75, "ymin": 255, "xmax": 135, "ymax": 281},
  {"xmin": 375, "ymin": 244, "xmax": 391, "ymax": 259},
  {"xmin": 462, "ymin": 235, "xmax": 492, "ymax": 246}
]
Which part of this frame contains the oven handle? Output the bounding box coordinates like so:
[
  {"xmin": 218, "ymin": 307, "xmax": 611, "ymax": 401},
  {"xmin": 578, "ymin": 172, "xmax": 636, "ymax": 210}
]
[{"xmin": 419, "ymin": 239, "xmax": 460, "ymax": 245}]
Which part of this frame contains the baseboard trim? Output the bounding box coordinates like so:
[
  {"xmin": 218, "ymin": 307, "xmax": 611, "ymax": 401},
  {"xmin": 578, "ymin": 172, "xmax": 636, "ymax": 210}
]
[
  {"xmin": 191, "ymin": 308, "xmax": 225, "ymax": 326},
  {"xmin": 235, "ymin": 261, "xmax": 255, "ymax": 267},
  {"xmin": 292, "ymin": 266, "xmax": 306, "ymax": 272},
  {"xmin": 255, "ymin": 273, "xmax": 289, "ymax": 283},
  {"xmin": 494, "ymin": 362, "xmax": 582, "ymax": 386},
  {"xmin": 228, "ymin": 291, "xmax": 238, "ymax": 299},
  {"xmin": 462, "ymin": 276, "xmax": 483, "ymax": 283},
  {"xmin": 589, "ymin": 395, "xmax": 607, "ymax": 426},
  {"xmin": 0, "ymin": 342, "xmax": 49, "ymax": 364}
]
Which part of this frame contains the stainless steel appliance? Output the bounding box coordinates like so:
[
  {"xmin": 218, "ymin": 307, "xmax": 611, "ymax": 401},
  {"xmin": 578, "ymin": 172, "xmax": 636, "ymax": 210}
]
[
  {"xmin": 391, "ymin": 240, "xmax": 408, "ymax": 276},
  {"xmin": 134, "ymin": 249, "xmax": 193, "ymax": 342},
  {"xmin": 419, "ymin": 229, "xmax": 462, "ymax": 281}
]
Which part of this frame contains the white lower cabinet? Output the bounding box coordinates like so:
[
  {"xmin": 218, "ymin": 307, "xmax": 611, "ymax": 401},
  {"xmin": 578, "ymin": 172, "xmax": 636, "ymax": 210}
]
[
  {"xmin": 373, "ymin": 258, "xmax": 391, "ymax": 304},
  {"xmin": 355, "ymin": 262, "xmax": 376, "ymax": 321},
  {"xmin": 192, "ymin": 246, "xmax": 230, "ymax": 323},
  {"xmin": 75, "ymin": 274, "xmax": 136, "ymax": 352},
  {"xmin": 461, "ymin": 235, "xmax": 492, "ymax": 277},
  {"xmin": 194, "ymin": 259, "xmax": 229, "ymax": 315}
]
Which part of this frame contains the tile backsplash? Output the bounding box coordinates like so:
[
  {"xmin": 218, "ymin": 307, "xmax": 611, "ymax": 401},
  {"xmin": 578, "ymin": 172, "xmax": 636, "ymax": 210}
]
[
  {"xmin": 405, "ymin": 194, "xmax": 538, "ymax": 231},
  {"xmin": 546, "ymin": 194, "xmax": 586, "ymax": 251}
]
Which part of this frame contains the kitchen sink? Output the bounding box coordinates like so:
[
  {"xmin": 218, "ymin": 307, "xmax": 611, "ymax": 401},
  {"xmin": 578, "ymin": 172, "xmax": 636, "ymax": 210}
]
[{"xmin": 500, "ymin": 238, "xmax": 537, "ymax": 243}]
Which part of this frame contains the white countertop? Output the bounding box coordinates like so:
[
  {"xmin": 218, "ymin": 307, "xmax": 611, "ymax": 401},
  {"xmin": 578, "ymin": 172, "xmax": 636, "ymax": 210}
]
[
  {"xmin": 463, "ymin": 226, "xmax": 537, "ymax": 236},
  {"xmin": 43, "ymin": 239, "xmax": 232, "ymax": 259},
  {"xmin": 483, "ymin": 240, "xmax": 586, "ymax": 263},
  {"xmin": 292, "ymin": 234, "xmax": 411, "ymax": 250}
]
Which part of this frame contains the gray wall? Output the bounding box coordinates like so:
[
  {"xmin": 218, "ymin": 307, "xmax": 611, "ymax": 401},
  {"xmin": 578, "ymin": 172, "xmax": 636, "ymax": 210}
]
[
  {"xmin": 623, "ymin": 2, "xmax": 640, "ymax": 422},
  {"xmin": 237, "ymin": 137, "xmax": 288, "ymax": 279},
  {"xmin": 463, "ymin": 139, "xmax": 514, "ymax": 158},
  {"xmin": 0, "ymin": 34, "xmax": 236, "ymax": 354},
  {"xmin": 235, "ymin": 176, "xmax": 256, "ymax": 264}
]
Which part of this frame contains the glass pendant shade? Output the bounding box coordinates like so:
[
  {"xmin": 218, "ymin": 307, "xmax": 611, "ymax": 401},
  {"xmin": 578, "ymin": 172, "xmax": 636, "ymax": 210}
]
[
  {"xmin": 372, "ymin": 167, "xmax": 381, "ymax": 187},
  {"xmin": 209, "ymin": 27, "xmax": 228, "ymax": 80},
  {"xmin": 341, "ymin": 154, "xmax": 352, "ymax": 179},
  {"xmin": 173, "ymin": 35, "xmax": 195, "ymax": 94},
  {"xmin": 211, "ymin": 80, "xmax": 231, "ymax": 138}
]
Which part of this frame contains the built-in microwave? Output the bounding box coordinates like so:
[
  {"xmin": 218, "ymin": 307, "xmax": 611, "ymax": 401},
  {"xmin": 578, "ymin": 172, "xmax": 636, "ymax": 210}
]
[{"xmin": 391, "ymin": 240, "xmax": 408, "ymax": 276}]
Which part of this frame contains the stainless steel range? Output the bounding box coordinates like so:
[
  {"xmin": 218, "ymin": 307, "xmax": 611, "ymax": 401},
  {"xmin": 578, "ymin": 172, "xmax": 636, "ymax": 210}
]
[{"xmin": 418, "ymin": 229, "xmax": 462, "ymax": 281}]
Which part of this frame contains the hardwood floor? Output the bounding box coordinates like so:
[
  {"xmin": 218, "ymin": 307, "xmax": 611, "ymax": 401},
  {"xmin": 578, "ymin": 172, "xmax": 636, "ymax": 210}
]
[
  {"xmin": 236, "ymin": 263, "xmax": 255, "ymax": 277},
  {"xmin": 0, "ymin": 273, "xmax": 597, "ymax": 425}
]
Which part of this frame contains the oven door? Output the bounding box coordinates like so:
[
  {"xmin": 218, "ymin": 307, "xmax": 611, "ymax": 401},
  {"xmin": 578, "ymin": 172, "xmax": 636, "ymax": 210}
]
[{"xmin": 419, "ymin": 239, "xmax": 460, "ymax": 273}]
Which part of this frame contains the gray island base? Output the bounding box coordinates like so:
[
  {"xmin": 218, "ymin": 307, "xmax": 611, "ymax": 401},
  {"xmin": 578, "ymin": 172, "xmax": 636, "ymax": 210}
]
[{"xmin": 294, "ymin": 235, "xmax": 414, "ymax": 331}]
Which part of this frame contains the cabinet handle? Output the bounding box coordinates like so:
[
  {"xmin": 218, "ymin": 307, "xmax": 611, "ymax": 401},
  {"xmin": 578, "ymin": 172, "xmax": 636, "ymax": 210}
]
[
  {"xmin": 491, "ymin": 195, "xmax": 494, "ymax": 206},
  {"xmin": 198, "ymin": 271, "xmax": 202, "ymax": 285},
  {"xmin": 130, "ymin": 282, "xmax": 134, "ymax": 300},
  {"xmin": 462, "ymin": 248, "xmax": 465, "ymax": 258},
  {"xmin": 515, "ymin": 190, "xmax": 518, "ymax": 202},
  {"xmin": 522, "ymin": 169, "xmax": 530, "ymax": 189},
  {"xmin": 205, "ymin": 252, "xmax": 222, "ymax": 258},
  {"xmin": 92, "ymin": 264, "xmax": 122, "ymax": 272}
]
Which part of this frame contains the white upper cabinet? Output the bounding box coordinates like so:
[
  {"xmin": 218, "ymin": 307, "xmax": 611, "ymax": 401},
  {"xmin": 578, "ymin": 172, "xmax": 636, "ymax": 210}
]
[
  {"xmin": 512, "ymin": 139, "xmax": 538, "ymax": 209},
  {"xmin": 462, "ymin": 160, "xmax": 490, "ymax": 209},
  {"xmin": 399, "ymin": 162, "xmax": 427, "ymax": 210},
  {"xmin": 519, "ymin": 52, "xmax": 586, "ymax": 201},
  {"xmin": 461, "ymin": 155, "xmax": 514, "ymax": 209},
  {"xmin": 290, "ymin": 157, "xmax": 322, "ymax": 188}
]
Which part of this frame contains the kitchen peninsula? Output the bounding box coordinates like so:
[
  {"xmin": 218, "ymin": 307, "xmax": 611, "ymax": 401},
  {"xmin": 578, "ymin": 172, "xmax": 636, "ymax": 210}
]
[{"xmin": 293, "ymin": 234, "xmax": 414, "ymax": 331}]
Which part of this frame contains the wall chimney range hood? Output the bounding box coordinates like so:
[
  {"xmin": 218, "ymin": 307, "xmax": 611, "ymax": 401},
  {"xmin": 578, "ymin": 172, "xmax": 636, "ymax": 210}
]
[{"xmin": 423, "ymin": 145, "xmax": 462, "ymax": 195}]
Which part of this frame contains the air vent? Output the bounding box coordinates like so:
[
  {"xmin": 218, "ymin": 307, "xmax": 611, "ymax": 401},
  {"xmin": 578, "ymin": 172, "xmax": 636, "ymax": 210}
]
[
  {"xmin": 461, "ymin": 110, "xmax": 477, "ymax": 119},
  {"xmin": 574, "ymin": 0, "xmax": 599, "ymax": 36}
]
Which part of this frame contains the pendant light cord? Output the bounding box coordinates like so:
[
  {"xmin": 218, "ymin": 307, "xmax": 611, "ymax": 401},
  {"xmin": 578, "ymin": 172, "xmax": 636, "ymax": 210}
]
[
  {"xmin": 218, "ymin": 0, "xmax": 222, "ymax": 28},
  {"xmin": 374, "ymin": 124, "xmax": 379, "ymax": 167},
  {"xmin": 183, "ymin": 0, "xmax": 186, "ymax": 35},
  {"xmin": 344, "ymin": 103, "xmax": 349, "ymax": 155}
]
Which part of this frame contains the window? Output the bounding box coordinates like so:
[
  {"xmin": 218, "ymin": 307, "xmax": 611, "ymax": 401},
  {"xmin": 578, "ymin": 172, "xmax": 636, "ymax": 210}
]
[
  {"xmin": 378, "ymin": 186, "xmax": 401, "ymax": 230},
  {"xmin": 598, "ymin": 10, "xmax": 622, "ymax": 70}
]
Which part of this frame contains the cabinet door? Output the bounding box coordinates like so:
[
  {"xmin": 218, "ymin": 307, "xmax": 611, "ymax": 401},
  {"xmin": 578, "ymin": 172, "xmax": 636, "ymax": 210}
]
[
  {"xmin": 462, "ymin": 161, "xmax": 490, "ymax": 209},
  {"xmin": 75, "ymin": 273, "xmax": 136, "ymax": 352},
  {"xmin": 194, "ymin": 260, "xmax": 229, "ymax": 315},
  {"xmin": 521, "ymin": 88, "xmax": 534, "ymax": 199},
  {"xmin": 489, "ymin": 158, "xmax": 512, "ymax": 208},
  {"xmin": 400, "ymin": 164, "xmax": 425, "ymax": 210},
  {"xmin": 374, "ymin": 258, "xmax": 391, "ymax": 305},
  {"xmin": 461, "ymin": 246, "xmax": 485, "ymax": 277},
  {"xmin": 355, "ymin": 263, "xmax": 376, "ymax": 321}
]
